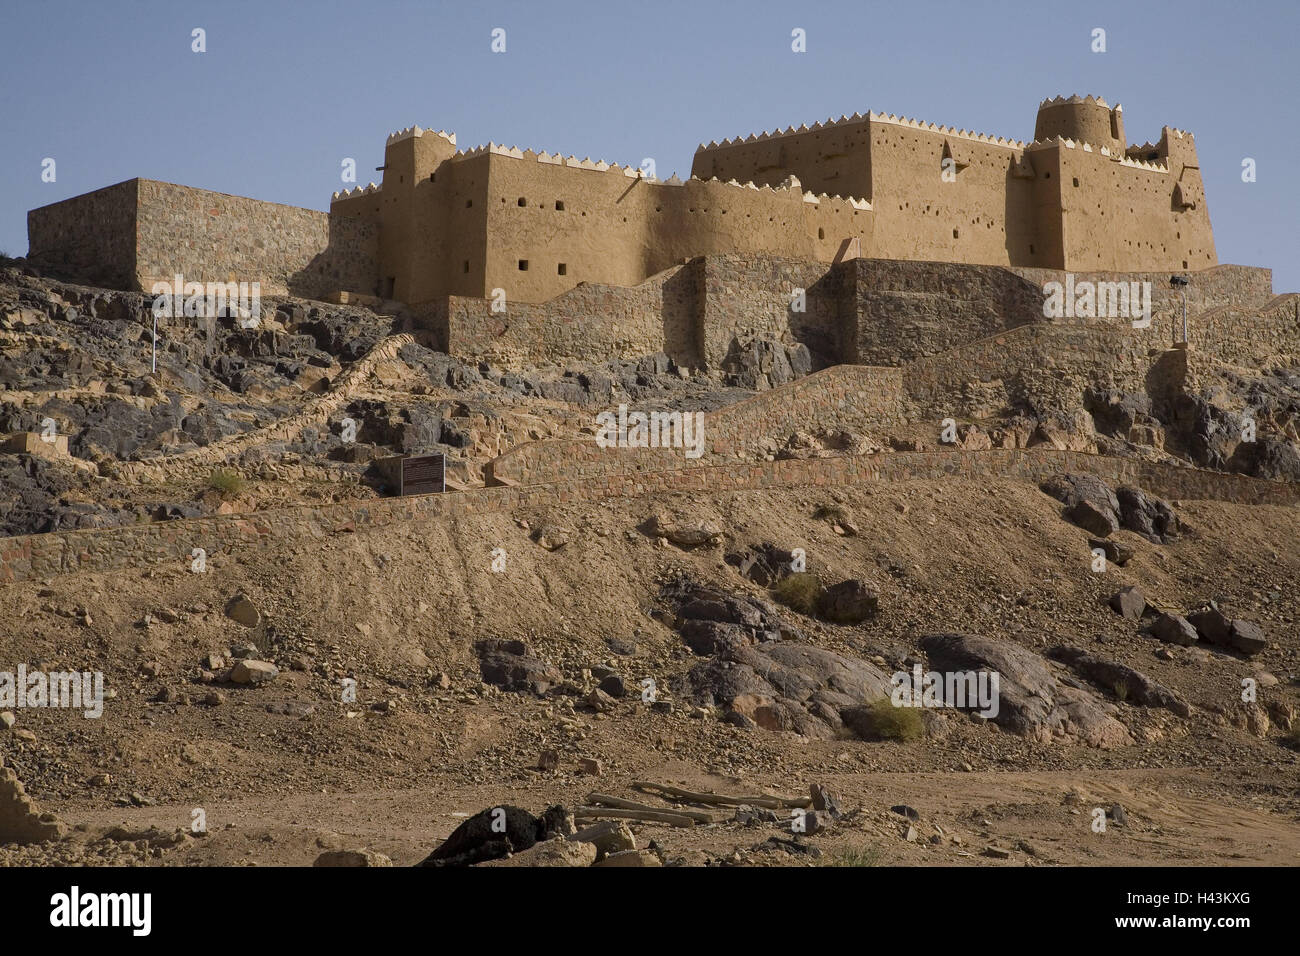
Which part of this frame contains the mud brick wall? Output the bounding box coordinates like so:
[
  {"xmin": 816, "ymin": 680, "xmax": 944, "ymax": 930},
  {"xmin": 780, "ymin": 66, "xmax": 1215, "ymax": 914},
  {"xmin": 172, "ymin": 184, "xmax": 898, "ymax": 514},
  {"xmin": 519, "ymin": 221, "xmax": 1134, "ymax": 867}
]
[
  {"xmin": 26, "ymin": 180, "xmax": 139, "ymax": 290},
  {"xmin": 2, "ymin": 448, "xmax": 1295, "ymax": 585},
  {"xmin": 135, "ymin": 180, "xmax": 376, "ymax": 301},
  {"xmin": 846, "ymin": 259, "xmax": 1047, "ymax": 366},
  {"xmin": 699, "ymin": 255, "xmax": 845, "ymax": 367}
]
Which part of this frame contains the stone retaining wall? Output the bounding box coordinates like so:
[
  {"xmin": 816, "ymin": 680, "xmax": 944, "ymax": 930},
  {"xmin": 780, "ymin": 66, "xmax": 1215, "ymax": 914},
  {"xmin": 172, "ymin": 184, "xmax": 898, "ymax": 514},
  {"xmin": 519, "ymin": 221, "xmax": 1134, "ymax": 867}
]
[
  {"xmin": 418, "ymin": 260, "xmax": 702, "ymax": 368},
  {"xmin": 484, "ymin": 364, "xmax": 905, "ymax": 485}
]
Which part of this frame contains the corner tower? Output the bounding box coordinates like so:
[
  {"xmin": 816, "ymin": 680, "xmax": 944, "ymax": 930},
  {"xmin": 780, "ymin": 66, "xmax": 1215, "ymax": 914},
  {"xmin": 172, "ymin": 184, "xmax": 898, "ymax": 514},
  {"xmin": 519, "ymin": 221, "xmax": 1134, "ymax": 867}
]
[{"xmin": 1034, "ymin": 95, "xmax": 1125, "ymax": 155}]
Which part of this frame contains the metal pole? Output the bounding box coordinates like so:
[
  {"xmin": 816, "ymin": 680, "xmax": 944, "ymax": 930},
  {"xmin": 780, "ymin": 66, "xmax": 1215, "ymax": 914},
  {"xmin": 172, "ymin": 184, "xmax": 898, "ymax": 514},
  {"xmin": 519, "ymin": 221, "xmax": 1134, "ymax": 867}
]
[
  {"xmin": 1182, "ymin": 290, "xmax": 1187, "ymax": 344},
  {"xmin": 152, "ymin": 313, "xmax": 158, "ymax": 373}
]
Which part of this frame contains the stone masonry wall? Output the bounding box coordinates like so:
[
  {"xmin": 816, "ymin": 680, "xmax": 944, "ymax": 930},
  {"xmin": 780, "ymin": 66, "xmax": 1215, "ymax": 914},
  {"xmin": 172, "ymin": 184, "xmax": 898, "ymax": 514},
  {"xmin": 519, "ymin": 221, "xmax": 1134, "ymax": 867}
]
[
  {"xmin": 1010, "ymin": 263, "xmax": 1274, "ymax": 340},
  {"xmin": 903, "ymin": 322, "xmax": 1181, "ymax": 418},
  {"xmin": 2, "ymin": 448, "xmax": 1295, "ymax": 585},
  {"xmin": 135, "ymin": 180, "xmax": 377, "ymax": 301},
  {"xmin": 26, "ymin": 179, "xmax": 139, "ymax": 290},
  {"xmin": 847, "ymin": 258, "xmax": 1047, "ymax": 365},
  {"xmin": 482, "ymin": 364, "xmax": 920, "ymax": 487},
  {"xmin": 418, "ymin": 260, "xmax": 702, "ymax": 369},
  {"xmin": 902, "ymin": 290, "xmax": 1300, "ymax": 420},
  {"xmin": 699, "ymin": 255, "xmax": 845, "ymax": 367}
]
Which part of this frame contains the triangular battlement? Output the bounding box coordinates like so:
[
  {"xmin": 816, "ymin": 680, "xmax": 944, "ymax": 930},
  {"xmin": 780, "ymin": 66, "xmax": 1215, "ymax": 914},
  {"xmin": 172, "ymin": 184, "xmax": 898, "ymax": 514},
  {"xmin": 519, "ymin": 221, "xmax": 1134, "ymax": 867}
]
[
  {"xmin": 385, "ymin": 126, "xmax": 457, "ymax": 147},
  {"xmin": 700, "ymin": 108, "xmax": 1029, "ymax": 153}
]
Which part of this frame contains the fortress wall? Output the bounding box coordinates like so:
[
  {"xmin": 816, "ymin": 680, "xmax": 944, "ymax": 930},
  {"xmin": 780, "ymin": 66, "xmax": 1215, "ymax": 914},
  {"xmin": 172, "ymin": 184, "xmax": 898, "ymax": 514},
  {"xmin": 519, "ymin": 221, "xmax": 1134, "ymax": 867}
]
[
  {"xmin": 1050, "ymin": 144, "xmax": 1216, "ymax": 273},
  {"xmin": 481, "ymin": 155, "xmax": 655, "ymax": 302},
  {"xmin": 409, "ymin": 149, "xmax": 490, "ymax": 304},
  {"xmin": 691, "ymin": 119, "xmax": 875, "ymax": 200},
  {"xmin": 1011, "ymin": 263, "xmax": 1275, "ymax": 355},
  {"xmin": 134, "ymin": 180, "xmax": 376, "ymax": 300},
  {"xmin": 485, "ymin": 364, "xmax": 906, "ymax": 486},
  {"xmin": 896, "ymin": 279, "xmax": 1291, "ymax": 420},
  {"xmin": 866, "ymin": 120, "xmax": 1037, "ymax": 267},
  {"xmin": 4, "ymin": 448, "xmax": 1294, "ymax": 585},
  {"xmin": 1011, "ymin": 263, "xmax": 1273, "ymax": 318},
  {"xmin": 847, "ymin": 259, "xmax": 1047, "ymax": 365},
  {"xmin": 691, "ymin": 111, "xmax": 1216, "ymax": 276},
  {"xmin": 26, "ymin": 179, "xmax": 140, "ymax": 290},
  {"xmin": 443, "ymin": 152, "xmax": 870, "ymax": 303}
]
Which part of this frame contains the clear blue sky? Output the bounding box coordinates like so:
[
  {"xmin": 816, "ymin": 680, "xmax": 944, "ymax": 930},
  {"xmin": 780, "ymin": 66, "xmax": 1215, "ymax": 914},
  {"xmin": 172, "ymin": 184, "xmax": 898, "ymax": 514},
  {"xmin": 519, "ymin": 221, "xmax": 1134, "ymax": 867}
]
[{"xmin": 1, "ymin": 0, "xmax": 1295, "ymax": 289}]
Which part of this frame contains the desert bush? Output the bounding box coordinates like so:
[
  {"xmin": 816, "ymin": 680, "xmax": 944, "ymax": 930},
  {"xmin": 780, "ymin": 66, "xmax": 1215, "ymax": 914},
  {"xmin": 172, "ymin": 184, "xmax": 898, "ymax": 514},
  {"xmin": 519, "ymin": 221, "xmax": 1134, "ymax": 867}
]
[
  {"xmin": 207, "ymin": 467, "xmax": 245, "ymax": 499},
  {"xmin": 842, "ymin": 697, "xmax": 925, "ymax": 742},
  {"xmin": 825, "ymin": 846, "xmax": 882, "ymax": 867},
  {"xmin": 771, "ymin": 572, "xmax": 824, "ymax": 614}
]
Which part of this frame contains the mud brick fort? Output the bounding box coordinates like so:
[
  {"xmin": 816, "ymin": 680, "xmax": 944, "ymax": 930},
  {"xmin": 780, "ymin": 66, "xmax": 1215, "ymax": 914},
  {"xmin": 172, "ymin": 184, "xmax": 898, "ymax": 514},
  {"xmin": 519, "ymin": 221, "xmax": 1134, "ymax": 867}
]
[{"xmin": 27, "ymin": 96, "xmax": 1219, "ymax": 361}]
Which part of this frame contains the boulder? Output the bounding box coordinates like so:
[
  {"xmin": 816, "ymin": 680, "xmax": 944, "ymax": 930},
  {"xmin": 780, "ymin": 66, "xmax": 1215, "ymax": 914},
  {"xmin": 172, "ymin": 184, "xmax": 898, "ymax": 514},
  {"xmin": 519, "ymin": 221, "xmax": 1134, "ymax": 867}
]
[
  {"xmin": 230, "ymin": 659, "xmax": 279, "ymax": 685},
  {"xmin": 816, "ymin": 579, "xmax": 880, "ymax": 624},
  {"xmin": 481, "ymin": 836, "xmax": 596, "ymax": 868},
  {"xmin": 1228, "ymin": 620, "xmax": 1268, "ymax": 657},
  {"xmin": 0, "ymin": 761, "xmax": 68, "ymax": 844},
  {"xmin": 1047, "ymin": 646, "xmax": 1191, "ymax": 717},
  {"xmin": 420, "ymin": 805, "xmax": 574, "ymax": 867},
  {"xmin": 570, "ymin": 821, "xmax": 636, "ymax": 860},
  {"xmin": 918, "ymin": 632, "xmax": 1132, "ymax": 748},
  {"xmin": 683, "ymin": 638, "xmax": 893, "ymax": 739},
  {"xmin": 224, "ymin": 593, "xmax": 261, "ymax": 628},
  {"xmin": 1091, "ymin": 538, "xmax": 1134, "ymax": 567},
  {"xmin": 1116, "ymin": 486, "xmax": 1178, "ymax": 543},
  {"xmin": 475, "ymin": 640, "xmax": 563, "ymax": 695},
  {"xmin": 313, "ymin": 849, "xmax": 393, "ymax": 867},
  {"xmin": 1186, "ymin": 607, "xmax": 1232, "ymax": 646},
  {"xmin": 1066, "ymin": 499, "xmax": 1119, "ymax": 537},
  {"xmin": 1108, "ymin": 585, "xmax": 1146, "ymax": 620},
  {"xmin": 1150, "ymin": 613, "xmax": 1198, "ymax": 646},
  {"xmin": 592, "ymin": 848, "xmax": 662, "ymax": 867}
]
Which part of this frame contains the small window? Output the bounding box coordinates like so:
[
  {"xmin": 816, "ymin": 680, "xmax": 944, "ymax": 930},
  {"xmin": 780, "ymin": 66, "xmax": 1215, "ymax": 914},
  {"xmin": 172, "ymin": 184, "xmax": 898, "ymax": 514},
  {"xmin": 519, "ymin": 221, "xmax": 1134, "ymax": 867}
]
[
  {"xmin": 817, "ymin": 228, "xmax": 825, "ymax": 240},
  {"xmin": 1072, "ymin": 177, "xmax": 1080, "ymax": 187},
  {"xmin": 463, "ymin": 260, "xmax": 470, "ymax": 273},
  {"xmin": 1044, "ymin": 171, "xmax": 1051, "ymax": 179},
  {"xmin": 429, "ymin": 173, "xmax": 436, "ymax": 182},
  {"xmin": 466, "ymin": 199, "xmax": 473, "ymax": 208},
  {"xmin": 517, "ymin": 197, "xmax": 526, "ymax": 207},
  {"xmin": 518, "ymin": 259, "xmax": 529, "ymax": 271},
  {"xmin": 555, "ymin": 200, "xmax": 565, "ymax": 211},
  {"xmin": 1029, "ymin": 244, "xmax": 1036, "ymax": 254},
  {"xmin": 557, "ymin": 263, "xmax": 567, "ymax": 276}
]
